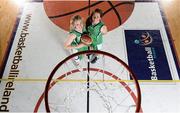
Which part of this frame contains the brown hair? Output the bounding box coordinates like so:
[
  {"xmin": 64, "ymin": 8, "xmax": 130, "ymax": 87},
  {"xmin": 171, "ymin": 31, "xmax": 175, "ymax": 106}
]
[{"xmin": 91, "ymin": 8, "xmax": 103, "ymax": 18}]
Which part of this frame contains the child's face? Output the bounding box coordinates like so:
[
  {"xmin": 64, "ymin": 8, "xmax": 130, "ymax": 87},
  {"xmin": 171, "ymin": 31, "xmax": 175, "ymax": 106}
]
[
  {"xmin": 74, "ymin": 20, "xmax": 83, "ymax": 30},
  {"xmin": 92, "ymin": 12, "xmax": 101, "ymax": 24}
]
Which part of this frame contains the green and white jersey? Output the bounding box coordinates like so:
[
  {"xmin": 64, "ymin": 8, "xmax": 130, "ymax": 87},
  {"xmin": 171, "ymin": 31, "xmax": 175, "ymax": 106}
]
[
  {"xmin": 69, "ymin": 29, "xmax": 88, "ymax": 52},
  {"xmin": 88, "ymin": 21, "xmax": 104, "ymax": 47},
  {"xmin": 69, "ymin": 30, "xmax": 82, "ymax": 46}
]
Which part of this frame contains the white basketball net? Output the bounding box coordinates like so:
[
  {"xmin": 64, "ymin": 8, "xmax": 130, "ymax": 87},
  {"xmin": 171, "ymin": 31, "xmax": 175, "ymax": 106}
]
[{"xmin": 46, "ymin": 53, "xmax": 140, "ymax": 113}]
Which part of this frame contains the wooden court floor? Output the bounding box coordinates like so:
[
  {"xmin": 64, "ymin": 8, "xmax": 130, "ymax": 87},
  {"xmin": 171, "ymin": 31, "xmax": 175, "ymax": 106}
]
[{"xmin": 0, "ymin": 0, "xmax": 180, "ymax": 74}]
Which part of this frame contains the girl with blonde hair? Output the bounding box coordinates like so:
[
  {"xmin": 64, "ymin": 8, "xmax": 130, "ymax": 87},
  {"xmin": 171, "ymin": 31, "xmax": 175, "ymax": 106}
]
[{"xmin": 64, "ymin": 15, "xmax": 88, "ymax": 66}]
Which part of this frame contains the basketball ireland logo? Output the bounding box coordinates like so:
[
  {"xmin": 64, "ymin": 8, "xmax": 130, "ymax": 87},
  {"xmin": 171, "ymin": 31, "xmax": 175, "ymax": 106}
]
[{"xmin": 134, "ymin": 32, "xmax": 153, "ymax": 46}]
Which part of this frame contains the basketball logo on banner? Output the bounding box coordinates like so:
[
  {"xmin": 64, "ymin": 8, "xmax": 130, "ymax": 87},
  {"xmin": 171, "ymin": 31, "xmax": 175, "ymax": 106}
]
[{"xmin": 134, "ymin": 32, "xmax": 153, "ymax": 46}]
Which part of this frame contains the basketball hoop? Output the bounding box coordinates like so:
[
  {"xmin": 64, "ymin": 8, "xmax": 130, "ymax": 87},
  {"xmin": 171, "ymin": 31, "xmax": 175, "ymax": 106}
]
[{"xmin": 41, "ymin": 50, "xmax": 142, "ymax": 113}]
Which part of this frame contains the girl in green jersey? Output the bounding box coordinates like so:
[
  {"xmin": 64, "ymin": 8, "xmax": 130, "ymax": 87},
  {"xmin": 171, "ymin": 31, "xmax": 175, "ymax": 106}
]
[
  {"xmin": 64, "ymin": 15, "xmax": 88, "ymax": 65},
  {"xmin": 88, "ymin": 8, "xmax": 108, "ymax": 63}
]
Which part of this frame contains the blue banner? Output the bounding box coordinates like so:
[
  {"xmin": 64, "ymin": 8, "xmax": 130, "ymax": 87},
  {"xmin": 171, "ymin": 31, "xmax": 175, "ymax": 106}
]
[{"xmin": 125, "ymin": 30, "xmax": 172, "ymax": 80}]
